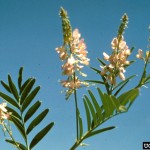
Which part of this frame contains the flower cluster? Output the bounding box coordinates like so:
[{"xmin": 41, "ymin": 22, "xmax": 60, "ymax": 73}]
[
  {"xmin": 100, "ymin": 37, "xmax": 131, "ymax": 85},
  {"xmin": 56, "ymin": 29, "xmax": 90, "ymax": 98},
  {"xmin": 136, "ymin": 49, "xmax": 150, "ymax": 62},
  {"xmin": 0, "ymin": 102, "xmax": 10, "ymax": 124}
]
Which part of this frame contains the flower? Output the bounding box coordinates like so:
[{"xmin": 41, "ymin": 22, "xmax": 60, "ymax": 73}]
[
  {"xmin": 136, "ymin": 49, "xmax": 143, "ymax": 59},
  {"xmin": 101, "ymin": 37, "xmax": 131, "ymax": 85},
  {"xmin": 56, "ymin": 28, "xmax": 90, "ymax": 98},
  {"xmin": 0, "ymin": 102, "xmax": 10, "ymax": 124},
  {"xmin": 103, "ymin": 52, "xmax": 110, "ymax": 61},
  {"xmin": 56, "ymin": 46, "xmax": 68, "ymax": 60}
]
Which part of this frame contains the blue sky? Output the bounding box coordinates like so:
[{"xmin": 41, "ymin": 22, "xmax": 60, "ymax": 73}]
[{"xmin": 0, "ymin": 0, "xmax": 150, "ymax": 150}]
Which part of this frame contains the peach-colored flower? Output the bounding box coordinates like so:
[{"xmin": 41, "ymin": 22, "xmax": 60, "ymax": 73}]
[
  {"xmin": 103, "ymin": 52, "xmax": 110, "ymax": 61},
  {"xmin": 56, "ymin": 28, "xmax": 90, "ymax": 96},
  {"xmin": 56, "ymin": 46, "xmax": 68, "ymax": 60},
  {"xmin": 72, "ymin": 29, "xmax": 81, "ymax": 44},
  {"xmin": 111, "ymin": 38, "xmax": 118, "ymax": 50},
  {"xmin": 119, "ymin": 72, "xmax": 125, "ymax": 80},
  {"xmin": 101, "ymin": 37, "xmax": 131, "ymax": 85},
  {"xmin": 0, "ymin": 102, "xmax": 10, "ymax": 123},
  {"xmin": 119, "ymin": 40, "xmax": 126, "ymax": 50},
  {"xmin": 79, "ymin": 57, "xmax": 90, "ymax": 65},
  {"xmin": 136, "ymin": 49, "xmax": 143, "ymax": 59}
]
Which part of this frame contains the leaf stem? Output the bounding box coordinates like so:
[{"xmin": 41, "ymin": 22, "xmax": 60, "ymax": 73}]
[
  {"xmin": 70, "ymin": 110, "xmax": 128, "ymax": 150},
  {"xmin": 20, "ymin": 111, "xmax": 30, "ymax": 150},
  {"xmin": 136, "ymin": 57, "xmax": 149, "ymax": 88},
  {"xmin": 3, "ymin": 122, "xmax": 21, "ymax": 150}
]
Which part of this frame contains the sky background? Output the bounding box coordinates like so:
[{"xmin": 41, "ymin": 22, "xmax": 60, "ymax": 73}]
[{"xmin": 0, "ymin": 0, "xmax": 150, "ymax": 150}]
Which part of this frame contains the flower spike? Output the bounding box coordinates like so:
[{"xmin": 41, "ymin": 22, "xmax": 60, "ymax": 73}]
[
  {"xmin": 59, "ymin": 7, "xmax": 72, "ymax": 45},
  {"xmin": 117, "ymin": 13, "xmax": 128, "ymax": 42}
]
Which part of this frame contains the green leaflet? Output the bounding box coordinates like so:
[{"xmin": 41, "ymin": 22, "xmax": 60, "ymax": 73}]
[
  {"xmin": 5, "ymin": 139, "xmax": 27, "ymax": 150},
  {"xmin": 85, "ymin": 80, "xmax": 104, "ymax": 84},
  {"xmin": 29, "ymin": 122, "xmax": 54, "ymax": 149},
  {"xmin": 90, "ymin": 67, "xmax": 101, "ymax": 74},
  {"xmin": 20, "ymin": 78, "xmax": 36, "ymax": 105},
  {"xmin": 20, "ymin": 78, "xmax": 33, "ymax": 94},
  {"xmin": 88, "ymin": 90, "xmax": 103, "ymax": 122},
  {"xmin": 6, "ymin": 106, "xmax": 21, "ymax": 120},
  {"xmin": 118, "ymin": 88, "xmax": 139, "ymax": 106},
  {"xmin": 21, "ymin": 86, "xmax": 40, "ymax": 112},
  {"xmin": 1, "ymin": 80, "xmax": 12, "ymax": 93},
  {"xmin": 10, "ymin": 116, "xmax": 26, "ymax": 141},
  {"xmin": 113, "ymin": 75, "xmax": 136, "ymax": 96},
  {"xmin": 0, "ymin": 92, "xmax": 19, "ymax": 109},
  {"xmin": 26, "ymin": 109, "xmax": 49, "ymax": 135},
  {"xmin": 84, "ymin": 95, "xmax": 97, "ymax": 127},
  {"xmin": 110, "ymin": 95, "xmax": 120, "ymax": 112},
  {"xmin": 83, "ymin": 99, "xmax": 91, "ymax": 130},
  {"xmin": 24, "ymin": 101, "xmax": 41, "ymax": 122},
  {"xmin": 86, "ymin": 126, "xmax": 116, "ymax": 139},
  {"xmin": 8, "ymin": 75, "xmax": 19, "ymax": 101},
  {"xmin": 97, "ymin": 58, "xmax": 106, "ymax": 66},
  {"xmin": 77, "ymin": 108, "xmax": 83, "ymax": 139},
  {"xmin": 97, "ymin": 88, "xmax": 110, "ymax": 118},
  {"xmin": 18, "ymin": 67, "xmax": 24, "ymax": 90}
]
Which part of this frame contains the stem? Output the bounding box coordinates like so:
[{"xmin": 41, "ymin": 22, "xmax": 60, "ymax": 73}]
[
  {"xmin": 136, "ymin": 59, "xmax": 148, "ymax": 88},
  {"xmin": 3, "ymin": 122, "xmax": 21, "ymax": 150},
  {"xmin": 74, "ymin": 89, "xmax": 79, "ymax": 140},
  {"xmin": 20, "ymin": 111, "xmax": 30, "ymax": 150},
  {"xmin": 73, "ymin": 72, "xmax": 79, "ymax": 141}
]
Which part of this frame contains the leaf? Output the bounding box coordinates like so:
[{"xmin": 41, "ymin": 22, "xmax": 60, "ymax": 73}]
[
  {"xmin": 29, "ymin": 122, "xmax": 54, "ymax": 149},
  {"xmin": 113, "ymin": 75, "xmax": 136, "ymax": 95},
  {"xmin": 22, "ymin": 86, "xmax": 40, "ymax": 112},
  {"xmin": 83, "ymin": 99, "xmax": 91, "ymax": 130},
  {"xmin": 77, "ymin": 108, "xmax": 83, "ymax": 139},
  {"xmin": 1, "ymin": 80, "xmax": 12, "ymax": 93},
  {"xmin": 97, "ymin": 58, "xmax": 106, "ymax": 66},
  {"xmin": 103, "ymin": 93, "xmax": 114, "ymax": 116},
  {"xmin": 8, "ymin": 75, "xmax": 19, "ymax": 101},
  {"xmin": 88, "ymin": 90, "xmax": 103, "ymax": 122},
  {"xmin": 90, "ymin": 67, "xmax": 101, "ymax": 74},
  {"xmin": 6, "ymin": 106, "xmax": 21, "ymax": 120},
  {"xmin": 86, "ymin": 126, "xmax": 116, "ymax": 138},
  {"xmin": 18, "ymin": 67, "xmax": 24, "ymax": 90},
  {"xmin": 20, "ymin": 78, "xmax": 32, "ymax": 94},
  {"xmin": 114, "ymin": 80, "xmax": 129, "ymax": 96},
  {"xmin": 110, "ymin": 95, "xmax": 120, "ymax": 112},
  {"xmin": 26, "ymin": 109, "xmax": 49, "ymax": 134},
  {"xmin": 97, "ymin": 88, "xmax": 112, "ymax": 118},
  {"xmin": 20, "ymin": 78, "xmax": 36, "ymax": 105},
  {"xmin": 24, "ymin": 101, "xmax": 41, "ymax": 122},
  {"xmin": 85, "ymin": 80, "xmax": 104, "ymax": 84},
  {"xmin": 0, "ymin": 92, "xmax": 19, "ymax": 109},
  {"xmin": 5, "ymin": 139, "xmax": 27, "ymax": 150},
  {"xmin": 119, "ymin": 105, "xmax": 127, "ymax": 112},
  {"xmin": 84, "ymin": 95, "xmax": 97, "ymax": 127},
  {"xmin": 10, "ymin": 116, "xmax": 26, "ymax": 141},
  {"xmin": 118, "ymin": 88, "xmax": 139, "ymax": 106}
]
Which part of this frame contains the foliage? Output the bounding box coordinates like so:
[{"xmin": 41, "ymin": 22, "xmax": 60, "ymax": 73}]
[
  {"xmin": 0, "ymin": 67, "xmax": 54, "ymax": 150},
  {"xmin": 0, "ymin": 7, "xmax": 150, "ymax": 150}
]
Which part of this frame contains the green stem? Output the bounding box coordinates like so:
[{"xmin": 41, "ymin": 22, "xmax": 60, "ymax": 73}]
[
  {"xmin": 73, "ymin": 72, "xmax": 79, "ymax": 141},
  {"xmin": 136, "ymin": 59, "xmax": 148, "ymax": 88},
  {"xmin": 74, "ymin": 89, "xmax": 78, "ymax": 140},
  {"xmin": 3, "ymin": 122, "xmax": 21, "ymax": 150},
  {"xmin": 20, "ymin": 111, "xmax": 30, "ymax": 150}
]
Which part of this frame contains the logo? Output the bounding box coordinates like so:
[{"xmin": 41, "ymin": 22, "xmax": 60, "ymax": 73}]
[{"xmin": 143, "ymin": 142, "xmax": 150, "ymax": 149}]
